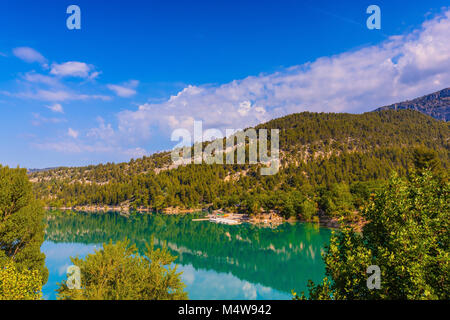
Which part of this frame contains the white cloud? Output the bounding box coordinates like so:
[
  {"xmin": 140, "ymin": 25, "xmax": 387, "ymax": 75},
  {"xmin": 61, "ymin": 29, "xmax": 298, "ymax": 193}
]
[
  {"xmin": 87, "ymin": 117, "xmax": 115, "ymax": 140},
  {"xmin": 30, "ymin": 8, "xmax": 450, "ymax": 162},
  {"xmin": 13, "ymin": 47, "xmax": 47, "ymax": 66},
  {"xmin": 123, "ymin": 147, "xmax": 148, "ymax": 158},
  {"xmin": 10, "ymin": 70, "xmax": 110, "ymax": 102},
  {"xmin": 31, "ymin": 113, "xmax": 67, "ymax": 126},
  {"xmin": 107, "ymin": 80, "xmax": 139, "ymax": 97},
  {"xmin": 34, "ymin": 132, "xmax": 148, "ymax": 158},
  {"xmin": 115, "ymin": 8, "xmax": 450, "ymax": 144},
  {"xmin": 46, "ymin": 103, "xmax": 64, "ymax": 113},
  {"xmin": 35, "ymin": 117, "xmax": 149, "ymax": 157},
  {"xmin": 107, "ymin": 85, "xmax": 136, "ymax": 97},
  {"xmin": 17, "ymin": 90, "xmax": 111, "ymax": 102},
  {"xmin": 67, "ymin": 128, "xmax": 79, "ymax": 139},
  {"xmin": 34, "ymin": 141, "xmax": 113, "ymax": 154},
  {"xmin": 50, "ymin": 61, "xmax": 98, "ymax": 79},
  {"xmin": 237, "ymin": 100, "xmax": 252, "ymax": 116},
  {"xmin": 23, "ymin": 72, "xmax": 61, "ymax": 87},
  {"xmin": 242, "ymin": 282, "xmax": 257, "ymax": 300},
  {"xmin": 29, "ymin": 90, "xmax": 72, "ymax": 101}
]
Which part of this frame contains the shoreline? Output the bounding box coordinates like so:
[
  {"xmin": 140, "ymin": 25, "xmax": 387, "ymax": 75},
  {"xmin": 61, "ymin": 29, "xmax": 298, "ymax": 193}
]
[{"xmin": 45, "ymin": 205, "xmax": 347, "ymax": 229}]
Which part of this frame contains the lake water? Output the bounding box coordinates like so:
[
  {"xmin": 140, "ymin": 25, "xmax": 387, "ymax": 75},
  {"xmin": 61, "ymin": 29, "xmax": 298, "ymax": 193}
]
[{"xmin": 42, "ymin": 211, "xmax": 331, "ymax": 300}]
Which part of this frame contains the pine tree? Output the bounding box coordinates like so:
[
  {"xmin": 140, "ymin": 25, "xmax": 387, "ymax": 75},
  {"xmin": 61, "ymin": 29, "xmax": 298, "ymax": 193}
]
[{"xmin": 0, "ymin": 166, "xmax": 48, "ymax": 284}]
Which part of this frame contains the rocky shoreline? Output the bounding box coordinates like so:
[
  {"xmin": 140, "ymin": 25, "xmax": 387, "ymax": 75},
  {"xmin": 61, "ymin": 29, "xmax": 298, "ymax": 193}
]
[
  {"xmin": 45, "ymin": 205, "xmax": 357, "ymax": 229},
  {"xmin": 45, "ymin": 205, "xmax": 200, "ymax": 214}
]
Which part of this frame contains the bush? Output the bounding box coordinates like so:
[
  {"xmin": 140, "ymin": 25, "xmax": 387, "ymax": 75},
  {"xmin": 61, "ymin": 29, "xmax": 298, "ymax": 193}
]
[
  {"xmin": 57, "ymin": 239, "xmax": 188, "ymax": 300},
  {"xmin": 298, "ymin": 169, "xmax": 449, "ymax": 300}
]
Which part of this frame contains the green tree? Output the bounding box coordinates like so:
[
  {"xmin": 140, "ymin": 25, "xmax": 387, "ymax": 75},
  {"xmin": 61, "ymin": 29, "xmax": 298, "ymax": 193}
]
[
  {"xmin": 319, "ymin": 183, "xmax": 354, "ymax": 218},
  {"xmin": 57, "ymin": 239, "xmax": 188, "ymax": 300},
  {"xmin": 299, "ymin": 199, "xmax": 316, "ymax": 221},
  {"xmin": 0, "ymin": 166, "xmax": 48, "ymax": 283},
  {"xmin": 297, "ymin": 169, "xmax": 449, "ymax": 300},
  {"xmin": 241, "ymin": 196, "xmax": 261, "ymax": 216},
  {"xmin": 412, "ymin": 146, "xmax": 441, "ymax": 172},
  {"xmin": 153, "ymin": 195, "xmax": 166, "ymax": 211}
]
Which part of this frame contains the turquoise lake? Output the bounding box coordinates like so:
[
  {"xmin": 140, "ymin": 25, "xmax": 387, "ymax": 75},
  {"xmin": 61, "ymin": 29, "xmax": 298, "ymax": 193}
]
[{"xmin": 42, "ymin": 211, "xmax": 331, "ymax": 300}]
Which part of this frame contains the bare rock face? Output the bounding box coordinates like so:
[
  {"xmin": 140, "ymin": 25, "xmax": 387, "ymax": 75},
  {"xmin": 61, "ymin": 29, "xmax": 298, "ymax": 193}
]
[{"xmin": 375, "ymin": 88, "xmax": 450, "ymax": 121}]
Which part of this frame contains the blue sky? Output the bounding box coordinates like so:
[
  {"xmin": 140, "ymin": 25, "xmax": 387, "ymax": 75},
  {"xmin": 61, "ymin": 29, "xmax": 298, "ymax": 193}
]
[{"xmin": 1, "ymin": 0, "xmax": 449, "ymax": 168}]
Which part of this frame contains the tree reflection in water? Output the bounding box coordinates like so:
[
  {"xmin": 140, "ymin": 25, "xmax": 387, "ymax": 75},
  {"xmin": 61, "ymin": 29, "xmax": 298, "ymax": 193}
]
[{"xmin": 44, "ymin": 211, "xmax": 331, "ymax": 298}]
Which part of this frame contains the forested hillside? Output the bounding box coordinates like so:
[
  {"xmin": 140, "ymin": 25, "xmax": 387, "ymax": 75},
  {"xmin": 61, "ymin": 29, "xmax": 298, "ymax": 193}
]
[{"xmin": 29, "ymin": 109, "xmax": 449, "ymax": 222}]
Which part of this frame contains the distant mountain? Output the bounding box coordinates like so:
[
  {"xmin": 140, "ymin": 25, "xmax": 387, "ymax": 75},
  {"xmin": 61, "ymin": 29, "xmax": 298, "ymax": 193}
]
[
  {"xmin": 24, "ymin": 87, "xmax": 450, "ymax": 222},
  {"xmin": 30, "ymin": 109, "xmax": 448, "ymax": 219},
  {"xmin": 375, "ymin": 88, "xmax": 449, "ymax": 121},
  {"xmin": 27, "ymin": 167, "xmax": 58, "ymax": 174}
]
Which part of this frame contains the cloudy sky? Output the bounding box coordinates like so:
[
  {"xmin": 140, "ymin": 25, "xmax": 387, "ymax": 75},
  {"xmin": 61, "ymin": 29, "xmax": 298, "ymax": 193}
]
[{"xmin": 1, "ymin": 0, "xmax": 449, "ymax": 168}]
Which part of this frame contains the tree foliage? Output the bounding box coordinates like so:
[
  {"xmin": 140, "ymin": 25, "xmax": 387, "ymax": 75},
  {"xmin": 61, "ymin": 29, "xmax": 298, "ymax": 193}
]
[
  {"xmin": 296, "ymin": 168, "xmax": 449, "ymax": 300},
  {"xmin": 57, "ymin": 239, "xmax": 188, "ymax": 300},
  {"xmin": 0, "ymin": 260, "xmax": 42, "ymax": 300},
  {"xmin": 0, "ymin": 165, "xmax": 48, "ymax": 283}
]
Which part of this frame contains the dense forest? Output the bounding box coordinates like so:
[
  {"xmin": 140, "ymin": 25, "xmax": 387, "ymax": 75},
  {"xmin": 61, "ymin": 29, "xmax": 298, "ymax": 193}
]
[{"xmin": 30, "ymin": 110, "xmax": 449, "ymax": 221}]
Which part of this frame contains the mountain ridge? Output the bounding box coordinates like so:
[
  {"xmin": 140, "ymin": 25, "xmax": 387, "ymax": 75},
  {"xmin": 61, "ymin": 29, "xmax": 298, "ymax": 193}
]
[
  {"xmin": 26, "ymin": 109, "xmax": 448, "ymax": 219},
  {"xmin": 17, "ymin": 89, "xmax": 449, "ymax": 222},
  {"xmin": 375, "ymin": 87, "xmax": 449, "ymax": 121},
  {"xmin": 25, "ymin": 87, "xmax": 450, "ymax": 173}
]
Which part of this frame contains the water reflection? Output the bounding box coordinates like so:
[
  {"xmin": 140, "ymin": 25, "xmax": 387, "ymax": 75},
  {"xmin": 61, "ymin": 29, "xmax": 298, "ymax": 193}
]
[{"xmin": 43, "ymin": 211, "xmax": 331, "ymax": 300}]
